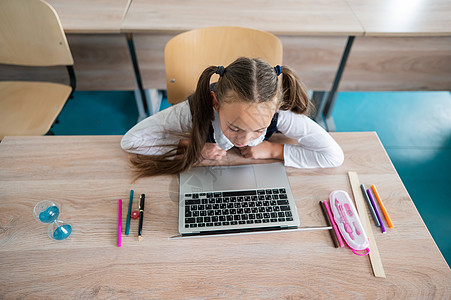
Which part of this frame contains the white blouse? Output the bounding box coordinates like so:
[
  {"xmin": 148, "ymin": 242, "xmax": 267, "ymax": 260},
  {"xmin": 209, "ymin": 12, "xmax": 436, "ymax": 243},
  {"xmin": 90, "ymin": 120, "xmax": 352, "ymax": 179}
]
[{"xmin": 121, "ymin": 100, "xmax": 344, "ymax": 168}]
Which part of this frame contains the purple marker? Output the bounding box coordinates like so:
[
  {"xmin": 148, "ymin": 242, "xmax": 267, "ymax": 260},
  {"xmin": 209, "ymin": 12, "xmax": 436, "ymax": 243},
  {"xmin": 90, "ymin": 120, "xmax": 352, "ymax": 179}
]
[
  {"xmin": 367, "ymin": 189, "xmax": 386, "ymax": 234},
  {"xmin": 361, "ymin": 184, "xmax": 380, "ymax": 227}
]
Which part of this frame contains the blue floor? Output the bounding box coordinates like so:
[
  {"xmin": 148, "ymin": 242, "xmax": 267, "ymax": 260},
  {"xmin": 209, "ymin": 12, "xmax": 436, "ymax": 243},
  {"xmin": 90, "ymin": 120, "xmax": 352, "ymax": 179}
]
[{"xmin": 52, "ymin": 90, "xmax": 451, "ymax": 266}]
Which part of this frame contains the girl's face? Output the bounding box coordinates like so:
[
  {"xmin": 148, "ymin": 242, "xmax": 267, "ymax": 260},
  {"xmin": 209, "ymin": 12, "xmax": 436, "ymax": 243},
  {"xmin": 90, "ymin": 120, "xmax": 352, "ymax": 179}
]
[{"xmin": 213, "ymin": 93, "xmax": 278, "ymax": 147}]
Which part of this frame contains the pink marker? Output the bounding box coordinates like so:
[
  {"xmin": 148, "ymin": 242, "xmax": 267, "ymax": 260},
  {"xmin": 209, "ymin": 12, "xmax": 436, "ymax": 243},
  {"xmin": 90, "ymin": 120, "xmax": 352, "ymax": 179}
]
[
  {"xmin": 118, "ymin": 199, "xmax": 122, "ymax": 247},
  {"xmin": 324, "ymin": 200, "xmax": 345, "ymax": 247}
]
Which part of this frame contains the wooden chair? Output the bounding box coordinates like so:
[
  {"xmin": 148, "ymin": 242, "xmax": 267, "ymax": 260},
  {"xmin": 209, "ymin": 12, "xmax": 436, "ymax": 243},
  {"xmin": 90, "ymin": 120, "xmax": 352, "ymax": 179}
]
[
  {"xmin": 0, "ymin": 0, "xmax": 76, "ymax": 140},
  {"xmin": 164, "ymin": 26, "xmax": 283, "ymax": 104}
]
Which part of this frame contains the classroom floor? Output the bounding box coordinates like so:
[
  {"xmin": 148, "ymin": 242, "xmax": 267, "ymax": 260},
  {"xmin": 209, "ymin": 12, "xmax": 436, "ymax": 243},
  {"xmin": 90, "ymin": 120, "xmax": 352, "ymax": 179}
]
[{"xmin": 51, "ymin": 90, "xmax": 451, "ymax": 267}]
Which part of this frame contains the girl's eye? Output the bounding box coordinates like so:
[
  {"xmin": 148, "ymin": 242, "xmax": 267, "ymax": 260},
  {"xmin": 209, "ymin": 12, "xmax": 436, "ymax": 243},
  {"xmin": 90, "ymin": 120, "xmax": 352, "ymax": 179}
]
[{"xmin": 228, "ymin": 127, "xmax": 241, "ymax": 132}]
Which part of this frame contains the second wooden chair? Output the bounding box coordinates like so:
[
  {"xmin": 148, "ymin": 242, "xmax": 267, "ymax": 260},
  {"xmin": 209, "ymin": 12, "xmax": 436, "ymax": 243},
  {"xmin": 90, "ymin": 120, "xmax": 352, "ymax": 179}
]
[{"xmin": 0, "ymin": 0, "xmax": 76, "ymax": 140}]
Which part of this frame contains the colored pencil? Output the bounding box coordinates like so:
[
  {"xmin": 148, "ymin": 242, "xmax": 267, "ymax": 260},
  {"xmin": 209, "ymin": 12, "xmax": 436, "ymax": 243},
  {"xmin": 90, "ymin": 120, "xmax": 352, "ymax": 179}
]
[
  {"xmin": 360, "ymin": 184, "xmax": 380, "ymax": 227},
  {"xmin": 125, "ymin": 190, "xmax": 134, "ymax": 235},
  {"xmin": 366, "ymin": 189, "xmax": 386, "ymax": 234},
  {"xmin": 371, "ymin": 185, "xmax": 394, "ymax": 228},
  {"xmin": 319, "ymin": 201, "xmax": 340, "ymax": 248},
  {"xmin": 324, "ymin": 200, "xmax": 345, "ymax": 247},
  {"xmin": 117, "ymin": 199, "xmax": 122, "ymax": 247}
]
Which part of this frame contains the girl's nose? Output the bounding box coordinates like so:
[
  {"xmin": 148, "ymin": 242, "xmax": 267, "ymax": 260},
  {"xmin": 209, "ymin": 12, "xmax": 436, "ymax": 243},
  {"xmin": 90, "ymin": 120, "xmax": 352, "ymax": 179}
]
[{"xmin": 236, "ymin": 132, "xmax": 257, "ymax": 146}]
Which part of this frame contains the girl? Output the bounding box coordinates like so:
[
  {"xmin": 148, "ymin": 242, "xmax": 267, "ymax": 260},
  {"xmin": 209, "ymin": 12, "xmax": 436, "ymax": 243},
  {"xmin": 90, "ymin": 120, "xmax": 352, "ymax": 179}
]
[{"xmin": 121, "ymin": 57, "xmax": 344, "ymax": 177}]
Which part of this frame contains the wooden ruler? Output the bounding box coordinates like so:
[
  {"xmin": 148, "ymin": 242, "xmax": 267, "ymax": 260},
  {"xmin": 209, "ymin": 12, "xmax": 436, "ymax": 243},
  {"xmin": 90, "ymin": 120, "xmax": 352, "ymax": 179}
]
[{"xmin": 348, "ymin": 171, "xmax": 386, "ymax": 278}]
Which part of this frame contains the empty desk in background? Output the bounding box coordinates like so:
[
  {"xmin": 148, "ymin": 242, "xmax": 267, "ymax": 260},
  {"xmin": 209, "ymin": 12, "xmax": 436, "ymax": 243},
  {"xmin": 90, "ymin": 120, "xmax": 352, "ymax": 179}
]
[
  {"xmin": 121, "ymin": 0, "xmax": 364, "ymax": 114},
  {"xmin": 47, "ymin": 0, "xmax": 129, "ymax": 34},
  {"xmin": 342, "ymin": 0, "xmax": 451, "ymax": 91},
  {"xmin": 45, "ymin": 0, "xmax": 137, "ymax": 91},
  {"xmin": 322, "ymin": 0, "xmax": 451, "ymax": 130},
  {"xmin": 0, "ymin": 133, "xmax": 450, "ymax": 298}
]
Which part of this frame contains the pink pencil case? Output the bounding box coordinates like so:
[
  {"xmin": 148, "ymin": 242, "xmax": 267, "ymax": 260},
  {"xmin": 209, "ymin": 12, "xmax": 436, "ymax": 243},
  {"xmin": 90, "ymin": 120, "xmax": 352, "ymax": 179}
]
[{"xmin": 329, "ymin": 190, "xmax": 370, "ymax": 256}]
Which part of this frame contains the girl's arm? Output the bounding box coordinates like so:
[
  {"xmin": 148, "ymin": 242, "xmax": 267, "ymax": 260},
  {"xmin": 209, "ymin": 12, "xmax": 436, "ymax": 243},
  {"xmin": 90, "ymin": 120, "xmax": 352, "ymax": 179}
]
[
  {"xmin": 121, "ymin": 100, "xmax": 192, "ymax": 155},
  {"xmin": 276, "ymin": 111, "xmax": 344, "ymax": 168}
]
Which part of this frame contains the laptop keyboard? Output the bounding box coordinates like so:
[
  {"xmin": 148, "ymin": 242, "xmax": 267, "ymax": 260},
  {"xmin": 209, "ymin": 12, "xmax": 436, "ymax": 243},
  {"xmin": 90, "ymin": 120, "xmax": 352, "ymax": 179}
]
[{"xmin": 183, "ymin": 188, "xmax": 294, "ymax": 228}]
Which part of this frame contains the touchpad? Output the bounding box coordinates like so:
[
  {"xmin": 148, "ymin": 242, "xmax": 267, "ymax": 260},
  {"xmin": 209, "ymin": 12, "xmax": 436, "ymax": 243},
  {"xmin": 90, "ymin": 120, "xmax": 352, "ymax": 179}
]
[{"xmin": 212, "ymin": 165, "xmax": 257, "ymax": 190}]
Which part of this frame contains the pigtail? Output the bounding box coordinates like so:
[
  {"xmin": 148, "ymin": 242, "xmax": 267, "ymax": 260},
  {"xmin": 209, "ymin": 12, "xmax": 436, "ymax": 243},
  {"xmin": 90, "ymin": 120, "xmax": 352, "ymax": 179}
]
[
  {"xmin": 279, "ymin": 66, "xmax": 312, "ymax": 116},
  {"xmin": 129, "ymin": 66, "xmax": 217, "ymax": 179},
  {"xmin": 186, "ymin": 66, "xmax": 218, "ymax": 162}
]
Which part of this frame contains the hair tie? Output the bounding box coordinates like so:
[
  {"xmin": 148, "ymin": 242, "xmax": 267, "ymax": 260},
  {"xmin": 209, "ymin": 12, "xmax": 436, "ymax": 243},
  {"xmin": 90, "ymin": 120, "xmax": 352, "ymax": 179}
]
[
  {"xmin": 274, "ymin": 65, "xmax": 282, "ymax": 76},
  {"xmin": 216, "ymin": 66, "xmax": 225, "ymax": 77}
]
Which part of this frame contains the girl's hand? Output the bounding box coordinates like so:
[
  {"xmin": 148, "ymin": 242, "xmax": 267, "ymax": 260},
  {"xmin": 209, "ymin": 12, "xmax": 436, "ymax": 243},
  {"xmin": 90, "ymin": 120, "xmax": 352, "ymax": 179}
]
[
  {"xmin": 238, "ymin": 141, "xmax": 284, "ymax": 160},
  {"xmin": 202, "ymin": 143, "xmax": 227, "ymax": 161}
]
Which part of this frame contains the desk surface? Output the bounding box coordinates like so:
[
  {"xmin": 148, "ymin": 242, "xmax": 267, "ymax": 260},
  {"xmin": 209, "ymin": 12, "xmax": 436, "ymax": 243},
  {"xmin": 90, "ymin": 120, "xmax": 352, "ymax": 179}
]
[
  {"xmin": 346, "ymin": 0, "xmax": 451, "ymax": 36},
  {"xmin": 46, "ymin": 0, "xmax": 131, "ymax": 33},
  {"xmin": 121, "ymin": 0, "xmax": 364, "ymax": 36},
  {"xmin": 0, "ymin": 134, "xmax": 450, "ymax": 298},
  {"xmin": 45, "ymin": 0, "xmax": 451, "ymax": 36}
]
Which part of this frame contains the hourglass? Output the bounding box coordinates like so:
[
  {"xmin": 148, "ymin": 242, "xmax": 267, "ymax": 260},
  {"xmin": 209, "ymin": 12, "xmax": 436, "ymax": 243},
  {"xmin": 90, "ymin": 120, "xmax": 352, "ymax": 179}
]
[{"xmin": 33, "ymin": 200, "xmax": 72, "ymax": 240}]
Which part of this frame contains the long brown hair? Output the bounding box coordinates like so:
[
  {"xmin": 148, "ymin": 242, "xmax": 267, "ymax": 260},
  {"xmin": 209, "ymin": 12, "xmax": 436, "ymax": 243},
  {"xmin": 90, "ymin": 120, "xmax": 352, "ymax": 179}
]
[{"xmin": 130, "ymin": 57, "xmax": 311, "ymax": 178}]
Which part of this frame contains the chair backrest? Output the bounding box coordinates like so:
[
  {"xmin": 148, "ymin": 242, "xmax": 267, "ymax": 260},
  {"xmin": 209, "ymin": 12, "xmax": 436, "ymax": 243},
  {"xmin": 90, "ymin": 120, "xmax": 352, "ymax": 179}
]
[
  {"xmin": 0, "ymin": 0, "xmax": 73, "ymax": 66},
  {"xmin": 164, "ymin": 26, "xmax": 283, "ymax": 104}
]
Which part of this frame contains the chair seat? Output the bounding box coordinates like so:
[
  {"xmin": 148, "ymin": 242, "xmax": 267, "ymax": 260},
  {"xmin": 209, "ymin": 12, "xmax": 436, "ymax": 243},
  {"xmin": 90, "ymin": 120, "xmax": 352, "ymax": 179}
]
[{"xmin": 0, "ymin": 81, "xmax": 71, "ymax": 139}]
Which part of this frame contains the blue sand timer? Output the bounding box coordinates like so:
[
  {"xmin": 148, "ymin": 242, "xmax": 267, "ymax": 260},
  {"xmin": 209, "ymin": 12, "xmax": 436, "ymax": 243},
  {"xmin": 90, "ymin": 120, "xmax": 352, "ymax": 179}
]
[{"xmin": 33, "ymin": 200, "xmax": 72, "ymax": 240}]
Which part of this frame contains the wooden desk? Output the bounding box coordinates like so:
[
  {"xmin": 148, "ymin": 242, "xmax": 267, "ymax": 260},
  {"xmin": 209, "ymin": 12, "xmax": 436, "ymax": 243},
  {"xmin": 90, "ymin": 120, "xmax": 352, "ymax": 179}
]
[
  {"xmin": 122, "ymin": 0, "xmax": 364, "ymax": 91},
  {"xmin": 46, "ymin": 0, "xmax": 131, "ymax": 34},
  {"xmin": 338, "ymin": 0, "xmax": 451, "ymax": 91},
  {"xmin": 1, "ymin": 134, "xmax": 449, "ymax": 298},
  {"xmin": 51, "ymin": 0, "xmax": 138, "ymax": 91},
  {"xmin": 318, "ymin": 0, "xmax": 451, "ymax": 130},
  {"xmin": 122, "ymin": 0, "xmax": 362, "ymax": 35},
  {"xmin": 346, "ymin": 0, "xmax": 451, "ymax": 36}
]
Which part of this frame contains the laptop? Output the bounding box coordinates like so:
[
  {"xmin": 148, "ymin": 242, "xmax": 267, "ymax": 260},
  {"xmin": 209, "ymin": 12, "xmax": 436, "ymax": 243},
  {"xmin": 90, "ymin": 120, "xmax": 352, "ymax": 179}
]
[{"xmin": 178, "ymin": 162, "xmax": 300, "ymax": 236}]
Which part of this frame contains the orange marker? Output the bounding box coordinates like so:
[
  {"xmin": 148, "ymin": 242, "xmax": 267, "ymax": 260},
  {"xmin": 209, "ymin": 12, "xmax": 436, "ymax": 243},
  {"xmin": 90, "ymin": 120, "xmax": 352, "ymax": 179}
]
[{"xmin": 371, "ymin": 185, "xmax": 394, "ymax": 228}]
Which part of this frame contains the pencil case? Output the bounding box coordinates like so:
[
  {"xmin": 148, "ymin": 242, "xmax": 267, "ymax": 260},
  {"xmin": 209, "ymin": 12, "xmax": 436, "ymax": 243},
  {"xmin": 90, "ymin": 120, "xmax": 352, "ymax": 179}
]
[{"xmin": 329, "ymin": 190, "xmax": 370, "ymax": 256}]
